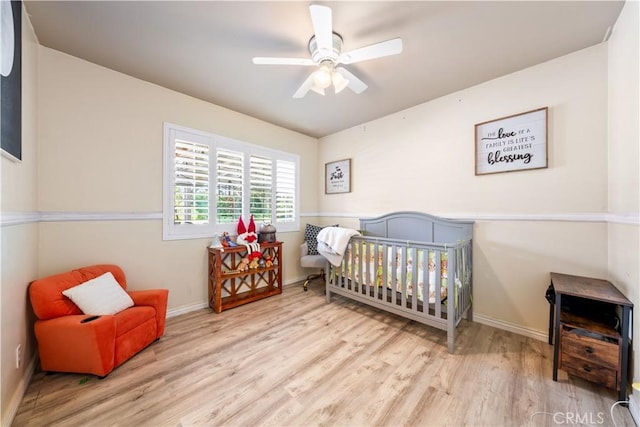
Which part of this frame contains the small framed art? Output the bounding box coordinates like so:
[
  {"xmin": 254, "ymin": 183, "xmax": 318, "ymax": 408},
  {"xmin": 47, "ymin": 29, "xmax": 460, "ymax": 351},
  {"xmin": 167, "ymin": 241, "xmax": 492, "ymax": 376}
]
[
  {"xmin": 325, "ymin": 158, "xmax": 351, "ymax": 194},
  {"xmin": 475, "ymin": 107, "xmax": 548, "ymax": 175}
]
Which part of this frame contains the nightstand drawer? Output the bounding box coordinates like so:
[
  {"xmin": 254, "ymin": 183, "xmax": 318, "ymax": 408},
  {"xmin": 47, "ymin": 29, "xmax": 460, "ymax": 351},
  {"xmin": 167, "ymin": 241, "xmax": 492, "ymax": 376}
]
[
  {"xmin": 561, "ymin": 328, "xmax": 618, "ymax": 369},
  {"xmin": 560, "ymin": 354, "xmax": 617, "ymax": 389}
]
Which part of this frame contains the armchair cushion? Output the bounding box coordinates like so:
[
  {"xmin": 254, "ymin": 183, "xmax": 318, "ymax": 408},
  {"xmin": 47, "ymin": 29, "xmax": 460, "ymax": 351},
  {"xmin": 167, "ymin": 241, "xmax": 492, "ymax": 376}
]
[
  {"xmin": 128, "ymin": 289, "xmax": 169, "ymax": 337},
  {"xmin": 62, "ymin": 272, "xmax": 134, "ymax": 315},
  {"xmin": 30, "ymin": 264, "xmax": 128, "ymax": 320}
]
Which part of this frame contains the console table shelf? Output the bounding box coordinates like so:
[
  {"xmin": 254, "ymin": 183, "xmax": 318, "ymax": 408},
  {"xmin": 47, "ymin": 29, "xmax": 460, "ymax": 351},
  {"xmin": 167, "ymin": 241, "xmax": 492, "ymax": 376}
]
[{"xmin": 208, "ymin": 242, "xmax": 282, "ymax": 313}]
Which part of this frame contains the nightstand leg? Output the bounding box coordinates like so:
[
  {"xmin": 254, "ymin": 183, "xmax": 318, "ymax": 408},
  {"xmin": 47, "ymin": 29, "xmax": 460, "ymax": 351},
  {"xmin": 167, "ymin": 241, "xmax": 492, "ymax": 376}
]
[
  {"xmin": 553, "ymin": 293, "xmax": 562, "ymax": 381},
  {"xmin": 619, "ymin": 306, "xmax": 631, "ymax": 402},
  {"xmin": 549, "ymin": 300, "xmax": 555, "ymax": 345}
]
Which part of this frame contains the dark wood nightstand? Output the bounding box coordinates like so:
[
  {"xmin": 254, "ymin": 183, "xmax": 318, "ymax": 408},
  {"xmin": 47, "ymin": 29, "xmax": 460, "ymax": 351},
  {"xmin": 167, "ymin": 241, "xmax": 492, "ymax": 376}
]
[{"xmin": 549, "ymin": 272, "xmax": 633, "ymax": 401}]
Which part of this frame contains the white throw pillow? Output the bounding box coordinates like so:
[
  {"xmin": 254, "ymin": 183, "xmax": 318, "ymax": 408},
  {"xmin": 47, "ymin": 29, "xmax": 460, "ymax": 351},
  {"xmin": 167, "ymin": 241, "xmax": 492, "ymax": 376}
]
[{"xmin": 62, "ymin": 272, "xmax": 134, "ymax": 315}]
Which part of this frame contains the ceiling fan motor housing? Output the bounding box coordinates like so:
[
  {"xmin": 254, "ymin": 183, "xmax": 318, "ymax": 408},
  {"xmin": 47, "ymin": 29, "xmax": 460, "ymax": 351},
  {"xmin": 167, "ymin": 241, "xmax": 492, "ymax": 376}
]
[{"xmin": 308, "ymin": 32, "xmax": 343, "ymax": 65}]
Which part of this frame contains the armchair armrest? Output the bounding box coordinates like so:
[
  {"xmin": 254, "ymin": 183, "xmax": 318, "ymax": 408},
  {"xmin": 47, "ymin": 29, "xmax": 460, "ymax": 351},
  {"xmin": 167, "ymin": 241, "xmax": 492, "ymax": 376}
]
[
  {"xmin": 128, "ymin": 289, "xmax": 169, "ymax": 338},
  {"xmin": 300, "ymin": 241, "xmax": 309, "ymax": 257},
  {"xmin": 34, "ymin": 315, "xmax": 116, "ymax": 377}
]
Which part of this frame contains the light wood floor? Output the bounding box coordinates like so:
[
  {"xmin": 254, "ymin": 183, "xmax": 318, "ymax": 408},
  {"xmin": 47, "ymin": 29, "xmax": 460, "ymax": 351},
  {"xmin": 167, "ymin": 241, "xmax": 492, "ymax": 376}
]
[{"xmin": 13, "ymin": 281, "xmax": 635, "ymax": 427}]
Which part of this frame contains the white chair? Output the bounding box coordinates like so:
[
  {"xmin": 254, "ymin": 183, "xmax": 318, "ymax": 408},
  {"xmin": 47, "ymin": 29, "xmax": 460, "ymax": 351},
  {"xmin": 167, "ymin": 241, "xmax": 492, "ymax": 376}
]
[{"xmin": 300, "ymin": 241, "xmax": 326, "ymax": 291}]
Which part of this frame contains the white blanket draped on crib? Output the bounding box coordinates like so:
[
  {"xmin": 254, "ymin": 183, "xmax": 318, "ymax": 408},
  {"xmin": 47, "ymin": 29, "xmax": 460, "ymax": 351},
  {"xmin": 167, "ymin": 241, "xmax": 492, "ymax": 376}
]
[{"xmin": 316, "ymin": 227, "xmax": 361, "ymax": 267}]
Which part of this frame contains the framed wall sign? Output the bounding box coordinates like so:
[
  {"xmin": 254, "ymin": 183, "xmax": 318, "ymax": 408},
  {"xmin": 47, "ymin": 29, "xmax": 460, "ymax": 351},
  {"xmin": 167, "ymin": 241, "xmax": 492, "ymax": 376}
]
[
  {"xmin": 475, "ymin": 107, "xmax": 548, "ymax": 175},
  {"xmin": 325, "ymin": 158, "xmax": 351, "ymax": 194},
  {"xmin": 1, "ymin": 0, "xmax": 22, "ymax": 162}
]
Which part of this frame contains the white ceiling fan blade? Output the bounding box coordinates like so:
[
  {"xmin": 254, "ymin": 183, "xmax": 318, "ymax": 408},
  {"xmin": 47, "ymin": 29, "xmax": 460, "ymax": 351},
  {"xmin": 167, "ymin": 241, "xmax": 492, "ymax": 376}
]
[
  {"xmin": 293, "ymin": 73, "xmax": 317, "ymax": 98},
  {"xmin": 253, "ymin": 57, "xmax": 316, "ymax": 66},
  {"xmin": 335, "ymin": 67, "xmax": 368, "ymax": 94},
  {"xmin": 309, "ymin": 5, "xmax": 332, "ymax": 52},
  {"xmin": 339, "ymin": 38, "xmax": 403, "ymax": 65}
]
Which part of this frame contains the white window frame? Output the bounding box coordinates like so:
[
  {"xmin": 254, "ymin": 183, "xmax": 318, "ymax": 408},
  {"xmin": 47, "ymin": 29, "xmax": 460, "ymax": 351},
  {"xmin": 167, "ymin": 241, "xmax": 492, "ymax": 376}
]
[{"xmin": 163, "ymin": 122, "xmax": 300, "ymax": 241}]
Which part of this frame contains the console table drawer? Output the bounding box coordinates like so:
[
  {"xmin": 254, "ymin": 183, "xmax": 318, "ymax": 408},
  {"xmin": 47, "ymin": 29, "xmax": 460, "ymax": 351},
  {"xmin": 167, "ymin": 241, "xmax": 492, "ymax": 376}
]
[
  {"xmin": 560, "ymin": 354, "xmax": 617, "ymax": 390},
  {"xmin": 560, "ymin": 328, "xmax": 619, "ymax": 369}
]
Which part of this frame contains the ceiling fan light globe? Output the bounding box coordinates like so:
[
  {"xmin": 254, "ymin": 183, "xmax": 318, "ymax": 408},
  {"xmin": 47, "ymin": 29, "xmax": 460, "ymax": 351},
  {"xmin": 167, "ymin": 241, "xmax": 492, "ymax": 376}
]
[
  {"xmin": 332, "ymin": 71, "xmax": 348, "ymax": 93},
  {"xmin": 313, "ymin": 67, "xmax": 332, "ymax": 89}
]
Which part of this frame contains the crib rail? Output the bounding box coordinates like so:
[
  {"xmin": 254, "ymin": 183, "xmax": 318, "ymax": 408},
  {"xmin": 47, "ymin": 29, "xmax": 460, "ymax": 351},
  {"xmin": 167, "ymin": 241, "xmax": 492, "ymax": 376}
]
[{"xmin": 326, "ymin": 236, "xmax": 472, "ymax": 352}]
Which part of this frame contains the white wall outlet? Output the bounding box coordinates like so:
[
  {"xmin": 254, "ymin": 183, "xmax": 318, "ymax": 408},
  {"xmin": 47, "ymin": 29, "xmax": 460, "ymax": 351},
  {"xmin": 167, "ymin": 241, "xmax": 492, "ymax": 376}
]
[{"xmin": 15, "ymin": 344, "xmax": 22, "ymax": 369}]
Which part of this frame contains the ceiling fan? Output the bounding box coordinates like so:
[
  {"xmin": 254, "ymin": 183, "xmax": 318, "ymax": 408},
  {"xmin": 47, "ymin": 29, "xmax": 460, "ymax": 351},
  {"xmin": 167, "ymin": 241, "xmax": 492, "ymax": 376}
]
[{"xmin": 252, "ymin": 4, "xmax": 403, "ymax": 98}]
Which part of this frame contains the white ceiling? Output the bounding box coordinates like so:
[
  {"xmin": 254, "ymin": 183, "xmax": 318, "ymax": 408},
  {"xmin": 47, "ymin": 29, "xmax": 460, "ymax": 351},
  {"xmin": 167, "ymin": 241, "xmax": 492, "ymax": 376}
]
[{"xmin": 25, "ymin": 1, "xmax": 624, "ymax": 138}]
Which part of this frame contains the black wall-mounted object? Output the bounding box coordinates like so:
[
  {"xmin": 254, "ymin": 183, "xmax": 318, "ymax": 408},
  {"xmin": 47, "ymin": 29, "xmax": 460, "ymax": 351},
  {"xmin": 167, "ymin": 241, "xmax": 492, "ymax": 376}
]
[{"xmin": 1, "ymin": 0, "xmax": 22, "ymax": 162}]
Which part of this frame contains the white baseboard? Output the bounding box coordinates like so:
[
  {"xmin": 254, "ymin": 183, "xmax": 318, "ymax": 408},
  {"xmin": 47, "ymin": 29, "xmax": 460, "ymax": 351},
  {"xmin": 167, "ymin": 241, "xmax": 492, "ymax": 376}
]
[
  {"xmin": 2, "ymin": 353, "xmax": 38, "ymax": 427},
  {"xmin": 165, "ymin": 278, "xmax": 307, "ymax": 319},
  {"xmin": 473, "ymin": 314, "xmax": 548, "ymax": 342},
  {"xmin": 163, "ymin": 294, "xmax": 550, "ymax": 346},
  {"xmin": 166, "ymin": 301, "xmax": 209, "ymax": 318}
]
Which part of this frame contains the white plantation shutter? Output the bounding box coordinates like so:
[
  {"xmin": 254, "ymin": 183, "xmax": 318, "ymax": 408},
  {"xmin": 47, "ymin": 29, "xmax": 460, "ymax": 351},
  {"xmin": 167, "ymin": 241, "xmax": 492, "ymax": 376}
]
[
  {"xmin": 216, "ymin": 149, "xmax": 244, "ymax": 225},
  {"xmin": 276, "ymin": 159, "xmax": 295, "ymax": 223},
  {"xmin": 174, "ymin": 140, "xmax": 209, "ymax": 225},
  {"xmin": 250, "ymin": 156, "xmax": 273, "ymax": 224},
  {"xmin": 164, "ymin": 123, "xmax": 299, "ymax": 240}
]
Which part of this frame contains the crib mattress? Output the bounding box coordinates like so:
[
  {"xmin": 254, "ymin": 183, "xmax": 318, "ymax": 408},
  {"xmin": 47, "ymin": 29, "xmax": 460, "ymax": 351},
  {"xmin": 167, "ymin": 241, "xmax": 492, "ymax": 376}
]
[{"xmin": 339, "ymin": 243, "xmax": 459, "ymax": 304}]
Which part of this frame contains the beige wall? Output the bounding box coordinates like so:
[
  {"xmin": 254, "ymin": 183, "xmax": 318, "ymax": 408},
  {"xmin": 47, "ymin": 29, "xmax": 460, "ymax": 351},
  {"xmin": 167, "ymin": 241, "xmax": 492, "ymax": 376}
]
[
  {"xmin": 319, "ymin": 44, "xmax": 611, "ymax": 337},
  {"xmin": 2, "ymin": 4, "xmax": 638, "ymax": 425},
  {"xmin": 36, "ymin": 47, "xmax": 319, "ymax": 309},
  {"xmin": 607, "ymin": 0, "xmax": 640, "ymax": 404},
  {"xmin": 0, "ymin": 6, "xmax": 39, "ymax": 425}
]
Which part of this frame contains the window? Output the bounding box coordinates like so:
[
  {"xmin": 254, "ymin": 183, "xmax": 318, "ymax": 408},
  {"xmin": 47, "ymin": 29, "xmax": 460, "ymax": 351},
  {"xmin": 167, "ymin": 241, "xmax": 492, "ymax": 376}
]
[
  {"xmin": 249, "ymin": 155, "xmax": 272, "ymax": 223},
  {"xmin": 216, "ymin": 148, "xmax": 243, "ymax": 225},
  {"xmin": 163, "ymin": 123, "xmax": 299, "ymax": 240},
  {"xmin": 174, "ymin": 138, "xmax": 210, "ymax": 225}
]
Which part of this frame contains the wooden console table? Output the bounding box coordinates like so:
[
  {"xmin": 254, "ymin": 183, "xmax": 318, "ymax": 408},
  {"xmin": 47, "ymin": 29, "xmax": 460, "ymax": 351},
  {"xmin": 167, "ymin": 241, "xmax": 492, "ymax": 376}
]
[
  {"xmin": 549, "ymin": 272, "xmax": 633, "ymax": 401},
  {"xmin": 208, "ymin": 241, "xmax": 282, "ymax": 313}
]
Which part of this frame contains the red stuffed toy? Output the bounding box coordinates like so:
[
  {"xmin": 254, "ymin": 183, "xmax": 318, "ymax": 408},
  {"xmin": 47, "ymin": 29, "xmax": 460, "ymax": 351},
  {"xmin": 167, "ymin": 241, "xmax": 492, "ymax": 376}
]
[
  {"xmin": 237, "ymin": 215, "xmax": 258, "ymax": 245},
  {"xmin": 237, "ymin": 215, "xmax": 261, "ymax": 261}
]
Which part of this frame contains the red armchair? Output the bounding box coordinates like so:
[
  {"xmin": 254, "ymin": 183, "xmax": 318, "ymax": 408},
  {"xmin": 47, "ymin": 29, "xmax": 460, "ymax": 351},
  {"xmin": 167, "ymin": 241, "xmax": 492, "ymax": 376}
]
[{"xmin": 29, "ymin": 264, "xmax": 169, "ymax": 377}]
